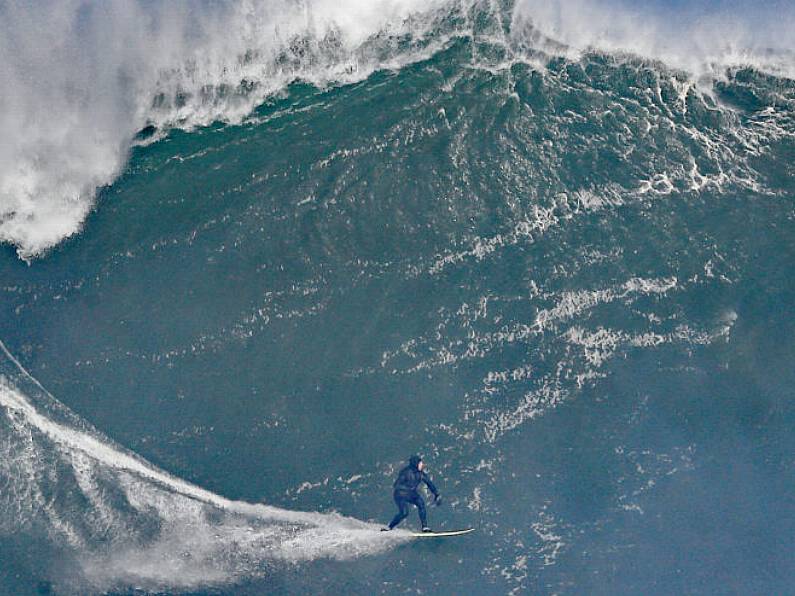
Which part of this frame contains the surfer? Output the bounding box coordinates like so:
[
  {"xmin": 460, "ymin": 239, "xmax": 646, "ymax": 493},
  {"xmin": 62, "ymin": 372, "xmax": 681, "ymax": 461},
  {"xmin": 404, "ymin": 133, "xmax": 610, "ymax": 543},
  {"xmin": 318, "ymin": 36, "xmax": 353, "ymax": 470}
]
[{"xmin": 383, "ymin": 455, "xmax": 441, "ymax": 532}]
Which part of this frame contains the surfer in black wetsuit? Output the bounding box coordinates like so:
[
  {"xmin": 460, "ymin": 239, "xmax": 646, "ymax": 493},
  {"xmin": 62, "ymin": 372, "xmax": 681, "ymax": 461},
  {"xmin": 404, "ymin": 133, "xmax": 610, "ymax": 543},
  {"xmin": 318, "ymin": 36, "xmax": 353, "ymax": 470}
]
[{"xmin": 383, "ymin": 455, "xmax": 441, "ymax": 532}]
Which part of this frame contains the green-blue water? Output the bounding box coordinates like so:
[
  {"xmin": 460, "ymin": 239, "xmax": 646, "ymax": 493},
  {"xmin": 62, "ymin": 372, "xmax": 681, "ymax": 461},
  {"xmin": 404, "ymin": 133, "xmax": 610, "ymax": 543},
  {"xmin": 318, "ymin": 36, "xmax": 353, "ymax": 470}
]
[{"xmin": 1, "ymin": 11, "xmax": 794, "ymax": 595}]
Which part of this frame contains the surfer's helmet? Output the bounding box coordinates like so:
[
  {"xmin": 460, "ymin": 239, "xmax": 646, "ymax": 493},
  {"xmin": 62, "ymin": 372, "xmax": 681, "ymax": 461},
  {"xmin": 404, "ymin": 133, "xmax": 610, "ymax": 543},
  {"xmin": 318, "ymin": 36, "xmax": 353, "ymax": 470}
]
[{"xmin": 409, "ymin": 455, "xmax": 422, "ymax": 469}]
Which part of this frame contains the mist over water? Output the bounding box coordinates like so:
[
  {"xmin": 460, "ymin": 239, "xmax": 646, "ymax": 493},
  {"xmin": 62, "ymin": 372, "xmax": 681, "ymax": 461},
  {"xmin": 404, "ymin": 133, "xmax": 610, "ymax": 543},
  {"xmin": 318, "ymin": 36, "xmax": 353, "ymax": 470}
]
[
  {"xmin": 1, "ymin": 0, "xmax": 794, "ymax": 593},
  {"xmin": 514, "ymin": 0, "xmax": 795, "ymax": 73}
]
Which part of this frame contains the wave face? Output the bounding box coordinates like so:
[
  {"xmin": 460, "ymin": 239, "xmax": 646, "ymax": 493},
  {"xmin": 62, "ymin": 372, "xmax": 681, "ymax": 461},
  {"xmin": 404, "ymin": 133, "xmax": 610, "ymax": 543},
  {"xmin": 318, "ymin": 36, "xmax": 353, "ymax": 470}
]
[{"xmin": 1, "ymin": 0, "xmax": 794, "ymax": 594}]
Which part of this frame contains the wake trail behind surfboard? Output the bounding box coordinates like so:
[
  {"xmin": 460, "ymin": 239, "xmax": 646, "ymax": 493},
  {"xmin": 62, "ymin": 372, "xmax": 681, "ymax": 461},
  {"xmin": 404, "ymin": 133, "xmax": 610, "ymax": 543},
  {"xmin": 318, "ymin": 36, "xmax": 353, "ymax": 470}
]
[{"xmin": 0, "ymin": 339, "xmax": 408, "ymax": 592}]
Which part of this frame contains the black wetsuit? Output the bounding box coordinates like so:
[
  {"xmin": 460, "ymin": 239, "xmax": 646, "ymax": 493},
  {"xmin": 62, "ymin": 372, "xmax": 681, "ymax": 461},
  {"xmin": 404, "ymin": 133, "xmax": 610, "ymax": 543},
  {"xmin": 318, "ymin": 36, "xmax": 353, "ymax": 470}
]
[{"xmin": 388, "ymin": 460, "xmax": 438, "ymax": 529}]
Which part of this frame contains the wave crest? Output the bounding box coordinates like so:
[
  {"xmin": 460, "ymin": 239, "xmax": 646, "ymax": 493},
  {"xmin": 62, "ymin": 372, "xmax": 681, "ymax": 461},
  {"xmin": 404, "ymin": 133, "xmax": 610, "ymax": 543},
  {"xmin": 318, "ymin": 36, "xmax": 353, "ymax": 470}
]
[{"xmin": 1, "ymin": 0, "xmax": 793, "ymax": 259}]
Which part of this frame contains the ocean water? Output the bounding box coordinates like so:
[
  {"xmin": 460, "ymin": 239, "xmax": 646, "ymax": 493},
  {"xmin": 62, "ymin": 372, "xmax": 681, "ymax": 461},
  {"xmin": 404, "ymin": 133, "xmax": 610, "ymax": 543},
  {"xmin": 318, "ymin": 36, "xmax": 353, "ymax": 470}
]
[{"xmin": 1, "ymin": 1, "xmax": 794, "ymax": 594}]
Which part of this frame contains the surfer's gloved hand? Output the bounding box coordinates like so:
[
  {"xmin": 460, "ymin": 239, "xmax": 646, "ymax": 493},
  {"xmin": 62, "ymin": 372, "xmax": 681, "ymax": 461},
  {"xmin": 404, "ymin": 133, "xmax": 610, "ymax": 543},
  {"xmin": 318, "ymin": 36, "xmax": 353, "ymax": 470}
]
[{"xmin": 433, "ymin": 494, "xmax": 442, "ymax": 506}]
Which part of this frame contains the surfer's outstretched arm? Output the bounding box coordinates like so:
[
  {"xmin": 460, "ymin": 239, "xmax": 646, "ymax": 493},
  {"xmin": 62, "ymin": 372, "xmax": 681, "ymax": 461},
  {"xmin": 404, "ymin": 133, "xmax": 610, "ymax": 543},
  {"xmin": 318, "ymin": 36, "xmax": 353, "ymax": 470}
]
[{"xmin": 422, "ymin": 472, "xmax": 439, "ymax": 501}]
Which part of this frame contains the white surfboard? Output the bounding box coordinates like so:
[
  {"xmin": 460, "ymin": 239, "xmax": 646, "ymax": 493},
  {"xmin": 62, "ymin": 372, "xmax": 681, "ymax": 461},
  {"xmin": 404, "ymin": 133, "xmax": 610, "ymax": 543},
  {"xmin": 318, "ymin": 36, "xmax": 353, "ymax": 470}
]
[{"xmin": 409, "ymin": 528, "xmax": 475, "ymax": 538}]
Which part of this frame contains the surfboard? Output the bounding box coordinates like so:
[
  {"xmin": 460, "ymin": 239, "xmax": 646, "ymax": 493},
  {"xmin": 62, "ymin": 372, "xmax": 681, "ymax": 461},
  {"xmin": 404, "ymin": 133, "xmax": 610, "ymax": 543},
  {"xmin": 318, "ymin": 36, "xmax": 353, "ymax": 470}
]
[{"xmin": 409, "ymin": 528, "xmax": 475, "ymax": 538}]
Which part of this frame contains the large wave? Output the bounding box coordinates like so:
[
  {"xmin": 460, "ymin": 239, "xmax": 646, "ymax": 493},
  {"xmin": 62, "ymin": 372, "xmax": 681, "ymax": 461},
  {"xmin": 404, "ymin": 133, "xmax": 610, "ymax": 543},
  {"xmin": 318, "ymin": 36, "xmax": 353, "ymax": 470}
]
[
  {"xmin": 0, "ymin": 339, "xmax": 408, "ymax": 592},
  {"xmin": 2, "ymin": 0, "xmax": 794, "ymax": 259}
]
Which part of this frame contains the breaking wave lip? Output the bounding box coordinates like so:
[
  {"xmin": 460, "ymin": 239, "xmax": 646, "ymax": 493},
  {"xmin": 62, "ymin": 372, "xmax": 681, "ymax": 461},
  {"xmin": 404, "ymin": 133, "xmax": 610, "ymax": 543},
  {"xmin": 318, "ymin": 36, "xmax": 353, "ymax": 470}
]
[{"xmin": 0, "ymin": 339, "xmax": 409, "ymax": 592}]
